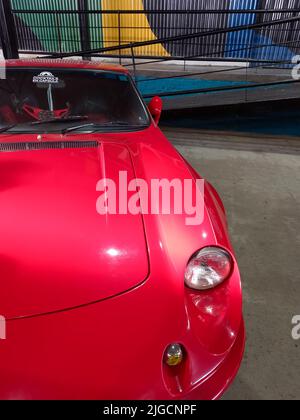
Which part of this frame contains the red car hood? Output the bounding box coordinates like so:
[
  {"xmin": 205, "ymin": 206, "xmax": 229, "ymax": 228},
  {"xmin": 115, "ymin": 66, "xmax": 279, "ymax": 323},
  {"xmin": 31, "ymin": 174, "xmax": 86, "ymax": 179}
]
[{"xmin": 0, "ymin": 139, "xmax": 149, "ymax": 318}]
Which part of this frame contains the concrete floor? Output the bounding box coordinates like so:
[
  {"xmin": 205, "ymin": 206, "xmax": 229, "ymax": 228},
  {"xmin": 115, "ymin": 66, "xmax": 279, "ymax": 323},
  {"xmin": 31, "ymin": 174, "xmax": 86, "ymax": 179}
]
[{"xmin": 171, "ymin": 134, "xmax": 300, "ymax": 400}]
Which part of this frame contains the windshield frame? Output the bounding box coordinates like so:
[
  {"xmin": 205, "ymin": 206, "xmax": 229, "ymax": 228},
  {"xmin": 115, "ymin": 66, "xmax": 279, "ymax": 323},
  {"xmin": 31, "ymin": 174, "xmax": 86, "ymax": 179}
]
[{"xmin": 0, "ymin": 66, "xmax": 152, "ymax": 134}]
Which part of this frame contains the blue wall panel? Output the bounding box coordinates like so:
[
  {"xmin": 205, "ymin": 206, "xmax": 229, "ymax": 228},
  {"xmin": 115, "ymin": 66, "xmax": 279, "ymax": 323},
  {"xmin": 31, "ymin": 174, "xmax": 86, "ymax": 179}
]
[{"xmin": 226, "ymin": 0, "xmax": 258, "ymax": 59}]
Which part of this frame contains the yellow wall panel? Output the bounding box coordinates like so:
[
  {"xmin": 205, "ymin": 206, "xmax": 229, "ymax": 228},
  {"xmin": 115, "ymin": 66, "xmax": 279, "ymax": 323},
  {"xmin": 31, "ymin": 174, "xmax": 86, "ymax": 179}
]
[{"xmin": 102, "ymin": 0, "xmax": 169, "ymax": 56}]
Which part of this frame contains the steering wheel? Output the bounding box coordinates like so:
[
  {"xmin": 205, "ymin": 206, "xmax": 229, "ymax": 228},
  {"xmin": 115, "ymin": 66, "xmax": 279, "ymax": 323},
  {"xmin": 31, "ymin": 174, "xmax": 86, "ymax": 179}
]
[{"xmin": 22, "ymin": 103, "xmax": 70, "ymax": 121}]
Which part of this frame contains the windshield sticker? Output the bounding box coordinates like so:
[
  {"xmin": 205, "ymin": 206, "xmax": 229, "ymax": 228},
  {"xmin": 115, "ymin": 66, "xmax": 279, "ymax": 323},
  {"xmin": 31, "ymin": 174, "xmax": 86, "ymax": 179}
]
[{"xmin": 33, "ymin": 71, "xmax": 59, "ymax": 84}]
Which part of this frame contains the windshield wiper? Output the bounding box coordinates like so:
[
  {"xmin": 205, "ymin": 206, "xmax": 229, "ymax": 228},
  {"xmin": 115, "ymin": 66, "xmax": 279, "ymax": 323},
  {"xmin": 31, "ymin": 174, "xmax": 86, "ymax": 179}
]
[
  {"xmin": 0, "ymin": 117, "xmax": 88, "ymax": 133},
  {"xmin": 0, "ymin": 124, "xmax": 17, "ymax": 134},
  {"xmin": 31, "ymin": 115, "xmax": 89, "ymax": 126},
  {"xmin": 96, "ymin": 121, "xmax": 134, "ymax": 127},
  {"xmin": 100, "ymin": 121, "xmax": 149, "ymax": 128},
  {"xmin": 62, "ymin": 123, "xmax": 97, "ymax": 135},
  {"xmin": 0, "ymin": 120, "xmax": 147, "ymax": 135},
  {"xmin": 62, "ymin": 121, "xmax": 147, "ymax": 135}
]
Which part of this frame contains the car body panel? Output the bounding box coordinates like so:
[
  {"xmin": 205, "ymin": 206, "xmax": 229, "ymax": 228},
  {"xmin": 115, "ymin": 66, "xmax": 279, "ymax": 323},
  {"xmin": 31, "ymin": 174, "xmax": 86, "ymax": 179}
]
[
  {"xmin": 0, "ymin": 266, "xmax": 243, "ymax": 400},
  {"xmin": 0, "ymin": 141, "xmax": 149, "ymax": 319}
]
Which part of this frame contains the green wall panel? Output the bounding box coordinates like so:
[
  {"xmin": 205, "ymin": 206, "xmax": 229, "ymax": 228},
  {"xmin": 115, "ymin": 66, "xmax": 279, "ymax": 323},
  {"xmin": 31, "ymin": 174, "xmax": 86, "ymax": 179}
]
[{"xmin": 11, "ymin": 0, "xmax": 88, "ymax": 53}]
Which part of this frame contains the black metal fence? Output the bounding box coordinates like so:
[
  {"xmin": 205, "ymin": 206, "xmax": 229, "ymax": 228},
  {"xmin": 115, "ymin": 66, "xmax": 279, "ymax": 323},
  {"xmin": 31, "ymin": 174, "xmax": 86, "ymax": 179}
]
[{"xmin": 0, "ymin": 0, "xmax": 298, "ymax": 67}]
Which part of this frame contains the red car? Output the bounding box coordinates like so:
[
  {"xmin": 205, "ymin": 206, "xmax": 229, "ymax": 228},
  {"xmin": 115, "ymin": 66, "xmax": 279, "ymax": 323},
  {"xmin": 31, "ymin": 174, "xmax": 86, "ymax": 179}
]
[{"xmin": 0, "ymin": 59, "xmax": 244, "ymax": 400}]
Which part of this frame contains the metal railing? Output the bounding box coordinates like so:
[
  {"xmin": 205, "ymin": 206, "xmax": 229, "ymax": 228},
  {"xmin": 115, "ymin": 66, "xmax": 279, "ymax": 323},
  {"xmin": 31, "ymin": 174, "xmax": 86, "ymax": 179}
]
[{"xmin": 0, "ymin": 0, "xmax": 298, "ymax": 67}]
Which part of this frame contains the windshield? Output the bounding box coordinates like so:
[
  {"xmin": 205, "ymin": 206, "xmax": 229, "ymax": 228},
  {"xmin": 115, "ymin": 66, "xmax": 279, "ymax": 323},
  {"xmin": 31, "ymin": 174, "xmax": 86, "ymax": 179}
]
[{"xmin": 0, "ymin": 67, "xmax": 150, "ymax": 133}]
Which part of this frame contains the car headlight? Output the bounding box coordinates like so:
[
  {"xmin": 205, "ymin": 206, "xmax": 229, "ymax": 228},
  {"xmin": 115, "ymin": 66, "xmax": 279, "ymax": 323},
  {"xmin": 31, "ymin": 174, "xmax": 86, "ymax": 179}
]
[{"xmin": 185, "ymin": 247, "xmax": 232, "ymax": 290}]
